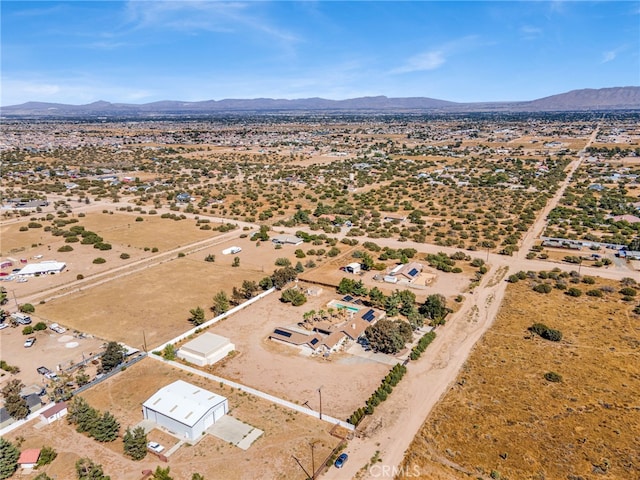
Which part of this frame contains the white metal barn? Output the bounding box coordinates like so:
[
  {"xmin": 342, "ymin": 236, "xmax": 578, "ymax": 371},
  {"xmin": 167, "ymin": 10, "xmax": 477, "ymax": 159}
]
[
  {"xmin": 17, "ymin": 260, "xmax": 66, "ymax": 276},
  {"xmin": 177, "ymin": 332, "xmax": 235, "ymax": 366},
  {"xmin": 142, "ymin": 380, "xmax": 228, "ymax": 441}
]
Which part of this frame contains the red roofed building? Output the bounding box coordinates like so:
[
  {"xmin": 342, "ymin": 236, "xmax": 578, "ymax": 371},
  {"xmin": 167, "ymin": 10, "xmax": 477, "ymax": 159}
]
[
  {"xmin": 40, "ymin": 401, "xmax": 68, "ymax": 424},
  {"xmin": 18, "ymin": 448, "xmax": 41, "ymax": 469}
]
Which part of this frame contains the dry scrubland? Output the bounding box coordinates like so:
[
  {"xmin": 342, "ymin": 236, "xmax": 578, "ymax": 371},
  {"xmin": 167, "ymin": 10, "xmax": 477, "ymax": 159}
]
[
  {"xmin": 1, "ymin": 211, "xmax": 226, "ymax": 301},
  {"xmin": 401, "ymin": 279, "xmax": 640, "ymax": 479},
  {"xmin": 5, "ymin": 359, "xmax": 340, "ymax": 480}
]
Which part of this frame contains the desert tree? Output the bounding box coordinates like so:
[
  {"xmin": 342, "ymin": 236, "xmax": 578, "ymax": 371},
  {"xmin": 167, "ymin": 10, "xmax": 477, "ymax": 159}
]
[
  {"xmin": 1, "ymin": 379, "xmax": 29, "ymax": 420},
  {"xmin": 123, "ymin": 426, "xmax": 147, "ymax": 460},
  {"xmin": 212, "ymin": 291, "xmax": 230, "ymax": 316},
  {"xmin": 75, "ymin": 457, "xmax": 110, "ymax": 480},
  {"xmin": 36, "ymin": 446, "xmax": 57, "ymax": 467},
  {"xmin": 91, "ymin": 411, "xmax": 119, "ymax": 442},
  {"xmin": 100, "ymin": 341, "xmax": 126, "ymax": 373},
  {"xmin": 0, "ymin": 437, "xmax": 19, "ymax": 480},
  {"xmin": 189, "ymin": 306, "xmax": 206, "ymax": 326}
]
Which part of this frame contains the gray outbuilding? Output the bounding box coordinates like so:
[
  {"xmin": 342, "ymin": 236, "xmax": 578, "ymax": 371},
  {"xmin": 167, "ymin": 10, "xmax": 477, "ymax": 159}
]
[{"xmin": 142, "ymin": 380, "xmax": 228, "ymax": 442}]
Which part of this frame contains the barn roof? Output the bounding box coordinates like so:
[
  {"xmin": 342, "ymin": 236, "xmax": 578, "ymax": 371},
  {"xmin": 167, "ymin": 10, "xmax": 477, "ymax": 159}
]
[{"xmin": 143, "ymin": 380, "xmax": 227, "ymax": 427}]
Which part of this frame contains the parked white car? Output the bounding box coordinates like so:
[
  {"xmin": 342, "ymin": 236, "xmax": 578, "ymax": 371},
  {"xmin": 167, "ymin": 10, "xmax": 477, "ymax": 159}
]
[
  {"xmin": 0, "ymin": 323, "xmax": 9, "ymax": 330},
  {"xmin": 49, "ymin": 323, "xmax": 67, "ymax": 334},
  {"xmin": 147, "ymin": 442, "xmax": 165, "ymax": 453}
]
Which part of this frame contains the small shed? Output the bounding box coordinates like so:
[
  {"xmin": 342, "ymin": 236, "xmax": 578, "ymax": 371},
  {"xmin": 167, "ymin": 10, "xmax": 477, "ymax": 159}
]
[
  {"xmin": 18, "ymin": 449, "xmax": 41, "ymax": 469},
  {"xmin": 40, "ymin": 401, "xmax": 68, "ymax": 424},
  {"xmin": 143, "ymin": 380, "xmax": 228, "ymax": 442},
  {"xmin": 345, "ymin": 262, "xmax": 361, "ymax": 274},
  {"xmin": 178, "ymin": 332, "xmax": 235, "ymax": 367}
]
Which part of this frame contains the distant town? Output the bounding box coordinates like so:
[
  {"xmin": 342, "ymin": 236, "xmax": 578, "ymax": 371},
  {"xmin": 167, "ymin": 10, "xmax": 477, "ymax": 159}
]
[{"xmin": 0, "ymin": 110, "xmax": 639, "ymax": 479}]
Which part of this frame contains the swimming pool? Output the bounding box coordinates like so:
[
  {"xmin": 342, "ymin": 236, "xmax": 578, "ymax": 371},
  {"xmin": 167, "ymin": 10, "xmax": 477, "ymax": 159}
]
[{"xmin": 328, "ymin": 300, "xmax": 360, "ymax": 313}]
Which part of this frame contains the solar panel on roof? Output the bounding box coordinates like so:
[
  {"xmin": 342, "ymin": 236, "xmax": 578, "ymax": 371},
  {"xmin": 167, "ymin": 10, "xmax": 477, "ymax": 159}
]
[
  {"xmin": 362, "ymin": 309, "xmax": 375, "ymax": 322},
  {"xmin": 408, "ymin": 268, "xmax": 419, "ymax": 277},
  {"xmin": 310, "ymin": 338, "xmax": 319, "ymax": 345},
  {"xmin": 342, "ymin": 295, "xmax": 354, "ymax": 302},
  {"xmin": 273, "ymin": 328, "xmax": 292, "ymax": 338}
]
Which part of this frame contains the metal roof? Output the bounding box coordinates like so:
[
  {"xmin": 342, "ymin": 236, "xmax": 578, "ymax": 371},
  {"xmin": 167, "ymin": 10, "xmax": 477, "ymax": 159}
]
[
  {"xmin": 18, "ymin": 261, "xmax": 66, "ymax": 276},
  {"xmin": 143, "ymin": 380, "xmax": 227, "ymax": 427}
]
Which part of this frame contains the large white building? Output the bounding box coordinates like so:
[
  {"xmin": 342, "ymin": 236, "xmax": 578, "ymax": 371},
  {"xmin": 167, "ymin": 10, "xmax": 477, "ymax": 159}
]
[
  {"xmin": 17, "ymin": 260, "xmax": 66, "ymax": 276},
  {"xmin": 177, "ymin": 332, "xmax": 235, "ymax": 366},
  {"xmin": 142, "ymin": 380, "xmax": 228, "ymax": 442}
]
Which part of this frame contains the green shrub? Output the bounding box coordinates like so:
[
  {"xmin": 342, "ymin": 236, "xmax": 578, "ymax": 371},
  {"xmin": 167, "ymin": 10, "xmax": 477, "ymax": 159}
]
[
  {"xmin": 544, "ymin": 372, "xmax": 562, "ymax": 382},
  {"xmin": 586, "ymin": 289, "xmax": 603, "ymax": 297},
  {"xmin": 566, "ymin": 287, "xmax": 582, "ymax": 297},
  {"xmin": 280, "ymin": 288, "xmax": 307, "ymax": 306},
  {"xmin": 93, "ymin": 257, "xmax": 106, "ymax": 264},
  {"xmin": 19, "ymin": 303, "xmax": 35, "ymax": 313},
  {"xmin": 620, "ymin": 287, "xmax": 637, "ymax": 297},
  {"xmin": 22, "ymin": 326, "xmax": 34, "ymax": 335},
  {"xmin": 533, "ymin": 283, "xmax": 552, "ymax": 294},
  {"xmin": 542, "ymin": 328, "xmax": 563, "ymax": 342},
  {"xmin": 58, "ymin": 245, "xmax": 74, "ymax": 252},
  {"xmin": 120, "ymin": 253, "xmax": 130, "ymax": 260}
]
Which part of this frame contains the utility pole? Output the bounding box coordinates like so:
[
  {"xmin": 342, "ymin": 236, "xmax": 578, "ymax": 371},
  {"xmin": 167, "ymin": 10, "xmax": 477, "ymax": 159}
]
[
  {"xmin": 292, "ymin": 455, "xmax": 311, "ymax": 480},
  {"xmin": 317, "ymin": 386, "xmax": 323, "ymax": 420},
  {"xmin": 310, "ymin": 441, "xmax": 317, "ymax": 480}
]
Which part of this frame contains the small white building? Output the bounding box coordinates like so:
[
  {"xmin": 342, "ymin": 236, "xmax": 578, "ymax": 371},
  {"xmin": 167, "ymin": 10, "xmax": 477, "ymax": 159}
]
[
  {"xmin": 18, "ymin": 449, "xmax": 40, "ymax": 470},
  {"xmin": 17, "ymin": 260, "xmax": 66, "ymax": 276},
  {"xmin": 222, "ymin": 246, "xmax": 242, "ymax": 255},
  {"xmin": 345, "ymin": 262, "xmax": 361, "ymax": 274},
  {"xmin": 39, "ymin": 401, "xmax": 68, "ymax": 424},
  {"xmin": 271, "ymin": 235, "xmax": 304, "ymax": 246},
  {"xmin": 143, "ymin": 380, "xmax": 228, "ymax": 442},
  {"xmin": 178, "ymin": 332, "xmax": 235, "ymax": 367}
]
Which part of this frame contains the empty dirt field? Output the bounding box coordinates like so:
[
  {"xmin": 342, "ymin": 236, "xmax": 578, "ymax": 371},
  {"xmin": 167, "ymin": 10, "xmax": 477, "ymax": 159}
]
[
  {"xmin": 205, "ymin": 288, "xmax": 393, "ymax": 421},
  {"xmin": 74, "ymin": 211, "xmax": 216, "ymax": 252},
  {"xmin": 400, "ymin": 278, "xmax": 640, "ymax": 479},
  {"xmin": 35, "ymin": 253, "xmax": 267, "ymax": 348},
  {"xmin": 5, "ymin": 358, "xmax": 341, "ymax": 480}
]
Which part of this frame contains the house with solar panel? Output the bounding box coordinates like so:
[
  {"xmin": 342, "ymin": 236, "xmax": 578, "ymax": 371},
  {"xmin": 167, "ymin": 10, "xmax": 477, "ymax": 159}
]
[
  {"xmin": 269, "ymin": 298, "xmax": 385, "ymax": 355},
  {"xmin": 386, "ymin": 262, "xmax": 424, "ymax": 283}
]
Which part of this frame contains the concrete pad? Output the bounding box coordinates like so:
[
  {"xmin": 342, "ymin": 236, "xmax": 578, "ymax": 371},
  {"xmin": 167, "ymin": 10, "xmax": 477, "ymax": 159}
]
[
  {"xmin": 236, "ymin": 427, "xmax": 263, "ymax": 450},
  {"xmin": 207, "ymin": 415, "xmax": 261, "ymax": 449},
  {"xmin": 134, "ymin": 419, "xmax": 157, "ymax": 434}
]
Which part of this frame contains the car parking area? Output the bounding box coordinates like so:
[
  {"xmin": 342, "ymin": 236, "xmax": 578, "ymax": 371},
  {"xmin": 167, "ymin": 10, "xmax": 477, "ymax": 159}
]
[{"xmin": 0, "ymin": 322, "xmax": 105, "ymax": 389}]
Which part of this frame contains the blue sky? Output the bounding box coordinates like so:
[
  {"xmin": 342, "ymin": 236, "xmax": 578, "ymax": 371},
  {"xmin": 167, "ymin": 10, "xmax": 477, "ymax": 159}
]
[{"xmin": 2, "ymin": 1, "xmax": 639, "ymax": 105}]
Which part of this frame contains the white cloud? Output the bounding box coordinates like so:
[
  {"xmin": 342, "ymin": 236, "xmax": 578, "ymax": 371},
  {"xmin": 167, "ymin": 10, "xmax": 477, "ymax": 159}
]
[
  {"xmin": 520, "ymin": 25, "xmax": 542, "ymax": 40},
  {"xmin": 123, "ymin": 1, "xmax": 298, "ymax": 43},
  {"xmin": 391, "ymin": 36, "xmax": 482, "ymax": 75},
  {"xmin": 601, "ymin": 45, "xmax": 627, "ymax": 64},
  {"xmin": 392, "ymin": 50, "xmax": 445, "ymax": 74}
]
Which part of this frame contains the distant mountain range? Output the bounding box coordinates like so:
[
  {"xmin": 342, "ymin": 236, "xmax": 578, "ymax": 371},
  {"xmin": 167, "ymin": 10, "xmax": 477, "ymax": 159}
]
[{"xmin": 2, "ymin": 87, "xmax": 639, "ymax": 117}]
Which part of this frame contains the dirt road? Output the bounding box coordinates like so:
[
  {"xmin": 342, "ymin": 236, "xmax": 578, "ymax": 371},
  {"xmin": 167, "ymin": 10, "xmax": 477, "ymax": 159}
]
[{"xmin": 322, "ymin": 124, "xmax": 606, "ymax": 480}]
